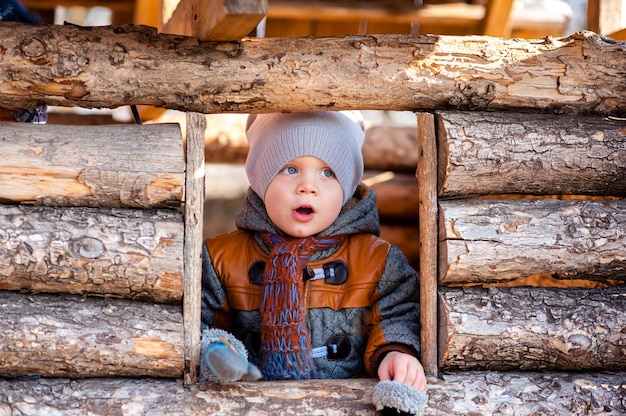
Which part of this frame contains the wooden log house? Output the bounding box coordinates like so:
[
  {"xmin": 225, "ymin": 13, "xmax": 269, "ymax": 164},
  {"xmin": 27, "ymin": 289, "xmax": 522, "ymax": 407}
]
[{"xmin": 0, "ymin": 1, "xmax": 625, "ymax": 414}]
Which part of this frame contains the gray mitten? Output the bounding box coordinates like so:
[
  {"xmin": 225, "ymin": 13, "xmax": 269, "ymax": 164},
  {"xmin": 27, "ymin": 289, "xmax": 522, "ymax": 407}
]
[
  {"xmin": 200, "ymin": 328, "xmax": 263, "ymax": 383},
  {"xmin": 372, "ymin": 380, "xmax": 428, "ymax": 416}
]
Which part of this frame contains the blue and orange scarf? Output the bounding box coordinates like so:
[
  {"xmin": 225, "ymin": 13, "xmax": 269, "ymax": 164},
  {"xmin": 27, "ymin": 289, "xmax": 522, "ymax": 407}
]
[{"xmin": 259, "ymin": 233, "xmax": 345, "ymax": 380}]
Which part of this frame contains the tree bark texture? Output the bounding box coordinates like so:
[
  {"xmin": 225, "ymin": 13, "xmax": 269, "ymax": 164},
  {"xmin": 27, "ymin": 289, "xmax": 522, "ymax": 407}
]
[
  {"xmin": 0, "ymin": 373, "xmax": 623, "ymax": 415},
  {"xmin": 436, "ymin": 111, "xmax": 626, "ymax": 197},
  {"xmin": 1, "ymin": 23, "xmax": 625, "ymax": 115},
  {"xmin": 0, "ymin": 122, "xmax": 185, "ymax": 208},
  {"xmin": 438, "ymin": 286, "xmax": 626, "ymax": 371},
  {"xmin": 0, "ymin": 291, "xmax": 184, "ymax": 378},
  {"xmin": 439, "ymin": 199, "xmax": 626, "ymax": 284},
  {"xmin": 0, "ymin": 204, "xmax": 184, "ymax": 303}
]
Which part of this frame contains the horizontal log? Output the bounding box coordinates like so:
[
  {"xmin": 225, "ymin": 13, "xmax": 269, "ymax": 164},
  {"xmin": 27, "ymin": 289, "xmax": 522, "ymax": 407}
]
[
  {"xmin": 439, "ymin": 199, "xmax": 626, "ymax": 284},
  {"xmin": 0, "ymin": 372, "xmax": 624, "ymax": 415},
  {"xmin": 0, "ymin": 122, "xmax": 184, "ymax": 208},
  {"xmin": 1, "ymin": 23, "xmax": 625, "ymax": 114},
  {"xmin": 0, "ymin": 292, "xmax": 184, "ymax": 378},
  {"xmin": 0, "ymin": 205, "xmax": 184, "ymax": 303},
  {"xmin": 438, "ymin": 286, "xmax": 626, "ymax": 371},
  {"xmin": 436, "ymin": 111, "xmax": 626, "ymax": 197}
]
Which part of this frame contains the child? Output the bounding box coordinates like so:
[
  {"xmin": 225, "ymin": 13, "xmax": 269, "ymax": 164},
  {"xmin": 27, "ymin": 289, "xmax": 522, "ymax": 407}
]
[{"xmin": 200, "ymin": 111, "xmax": 426, "ymax": 398}]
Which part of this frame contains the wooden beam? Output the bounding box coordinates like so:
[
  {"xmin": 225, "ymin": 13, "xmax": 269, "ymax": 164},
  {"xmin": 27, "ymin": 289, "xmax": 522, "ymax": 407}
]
[
  {"xmin": 416, "ymin": 112, "xmax": 437, "ymax": 376},
  {"xmin": 161, "ymin": 0, "xmax": 196, "ymax": 36},
  {"xmin": 161, "ymin": 0, "xmax": 266, "ymax": 40},
  {"xmin": 480, "ymin": 0, "xmax": 514, "ymax": 37},
  {"xmin": 197, "ymin": 0, "xmax": 267, "ymax": 41},
  {"xmin": 182, "ymin": 113, "xmax": 206, "ymax": 384},
  {"xmin": 268, "ymin": 0, "xmax": 485, "ymax": 27},
  {"xmin": 2, "ymin": 24, "xmax": 626, "ymax": 115},
  {"xmin": 588, "ymin": 0, "xmax": 625, "ymax": 35},
  {"xmin": 1, "ymin": 373, "xmax": 624, "ymax": 415}
]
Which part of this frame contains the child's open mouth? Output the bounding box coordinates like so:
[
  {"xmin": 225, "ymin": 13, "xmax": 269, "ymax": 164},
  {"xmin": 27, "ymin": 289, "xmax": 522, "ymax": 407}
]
[
  {"xmin": 293, "ymin": 205, "xmax": 315, "ymax": 221},
  {"xmin": 295, "ymin": 206, "xmax": 313, "ymax": 215}
]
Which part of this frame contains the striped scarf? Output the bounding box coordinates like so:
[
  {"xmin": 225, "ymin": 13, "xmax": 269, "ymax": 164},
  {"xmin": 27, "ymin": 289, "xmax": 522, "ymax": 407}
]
[{"xmin": 259, "ymin": 233, "xmax": 345, "ymax": 380}]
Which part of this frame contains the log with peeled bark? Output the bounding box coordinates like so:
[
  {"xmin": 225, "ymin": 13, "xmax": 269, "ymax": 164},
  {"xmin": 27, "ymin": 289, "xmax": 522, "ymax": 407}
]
[
  {"xmin": 0, "ymin": 291, "xmax": 184, "ymax": 378},
  {"xmin": 1, "ymin": 23, "xmax": 625, "ymax": 115},
  {"xmin": 438, "ymin": 198, "xmax": 626, "ymax": 284},
  {"xmin": 0, "ymin": 204, "xmax": 184, "ymax": 303},
  {"xmin": 438, "ymin": 286, "xmax": 626, "ymax": 371},
  {"xmin": 0, "ymin": 122, "xmax": 184, "ymax": 208},
  {"xmin": 0, "ymin": 372, "xmax": 624, "ymax": 415},
  {"xmin": 436, "ymin": 111, "xmax": 626, "ymax": 197}
]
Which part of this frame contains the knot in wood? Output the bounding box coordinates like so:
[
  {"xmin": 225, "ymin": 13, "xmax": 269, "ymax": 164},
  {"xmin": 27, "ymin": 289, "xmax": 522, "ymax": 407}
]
[
  {"xmin": 567, "ymin": 333, "xmax": 592, "ymax": 353},
  {"xmin": 110, "ymin": 42, "xmax": 128, "ymax": 66},
  {"xmin": 74, "ymin": 237, "xmax": 106, "ymax": 259},
  {"xmin": 20, "ymin": 36, "xmax": 48, "ymax": 65},
  {"xmin": 450, "ymin": 80, "xmax": 496, "ymax": 109}
]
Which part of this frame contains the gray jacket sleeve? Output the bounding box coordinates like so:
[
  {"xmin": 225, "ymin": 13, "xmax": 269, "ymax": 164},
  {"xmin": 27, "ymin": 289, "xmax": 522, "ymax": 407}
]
[
  {"xmin": 375, "ymin": 244, "xmax": 421, "ymax": 354},
  {"xmin": 201, "ymin": 243, "xmax": 227, "ymax": 331}
]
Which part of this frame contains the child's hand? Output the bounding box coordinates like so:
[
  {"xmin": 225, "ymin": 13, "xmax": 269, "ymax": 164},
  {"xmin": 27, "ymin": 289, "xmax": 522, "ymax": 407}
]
[{"xmin": 377, "ymin": 351, "xmax": 427, "ymax": 392}]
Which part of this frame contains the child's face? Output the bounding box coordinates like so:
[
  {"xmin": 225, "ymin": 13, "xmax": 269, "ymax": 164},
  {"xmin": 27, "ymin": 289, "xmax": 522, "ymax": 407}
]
[{"xmin": 265, "ymin": 156, "xmax": 344, "ymax": 238}]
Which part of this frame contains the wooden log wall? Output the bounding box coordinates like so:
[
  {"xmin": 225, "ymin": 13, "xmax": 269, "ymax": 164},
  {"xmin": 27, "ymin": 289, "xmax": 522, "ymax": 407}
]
[
  {"xmin": 434, "ymin": 110, "xmax": 626, "ymax": 373},
  {"xmin": 0, "ymin": 123, "xmax": 189, "ymax": 379},
  {"xmin": 0, "ymin": 21, "xmax": 624, "ymax": 411},
  {"xmin": 0, "ymin": 373, "xmax": 624, "ymax": 416}
]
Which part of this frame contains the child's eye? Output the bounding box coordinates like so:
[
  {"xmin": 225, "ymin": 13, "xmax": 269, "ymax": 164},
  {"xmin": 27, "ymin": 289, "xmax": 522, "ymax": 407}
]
[
  {"xmin": 321, "ymin": 168, "xmax": 335, "ymax": 178},
  {"xmin": 280, "ymin": 166, "xmax": 298, "ymax": 175}
]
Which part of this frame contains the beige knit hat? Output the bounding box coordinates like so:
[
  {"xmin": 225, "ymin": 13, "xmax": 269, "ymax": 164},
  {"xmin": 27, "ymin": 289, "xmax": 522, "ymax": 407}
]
[{"xmin": 245, "ymin": 111, "xmax": 365, "ymax": 204}]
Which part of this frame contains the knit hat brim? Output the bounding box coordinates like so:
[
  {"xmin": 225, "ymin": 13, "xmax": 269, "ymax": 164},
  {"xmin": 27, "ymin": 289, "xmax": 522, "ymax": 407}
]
[{"xmin": 245, "ymin": 111, "xmax": 365, "ymax": 204}]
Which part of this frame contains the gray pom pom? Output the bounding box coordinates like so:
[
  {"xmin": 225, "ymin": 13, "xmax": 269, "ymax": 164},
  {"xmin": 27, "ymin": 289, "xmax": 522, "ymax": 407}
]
[{"xmin": 372, "ymin": 380, "xmax": 427, "ymax": 416}]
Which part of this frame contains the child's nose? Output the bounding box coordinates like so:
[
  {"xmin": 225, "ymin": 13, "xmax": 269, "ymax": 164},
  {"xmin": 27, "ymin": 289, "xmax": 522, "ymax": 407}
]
[{"xmin": 297, "ymin": 177, "xmax": 318, "ymax": 194}]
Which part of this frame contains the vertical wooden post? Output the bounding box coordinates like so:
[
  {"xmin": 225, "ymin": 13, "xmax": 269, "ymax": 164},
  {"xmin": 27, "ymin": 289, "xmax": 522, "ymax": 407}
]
[
  {"xmin": 480, "ymin": 0, "xmax": 515, "ymax": 37},
  {"xmin": 183, "ymin": 112, "xmax": 206, "ymax": 384},
  {"xmin": 416, "ymin": 112, "xmax": 438, "ymax": 377},
  {"xmin": 587, "ymin": 0, "xmax": 625, "ymax": 35}
]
